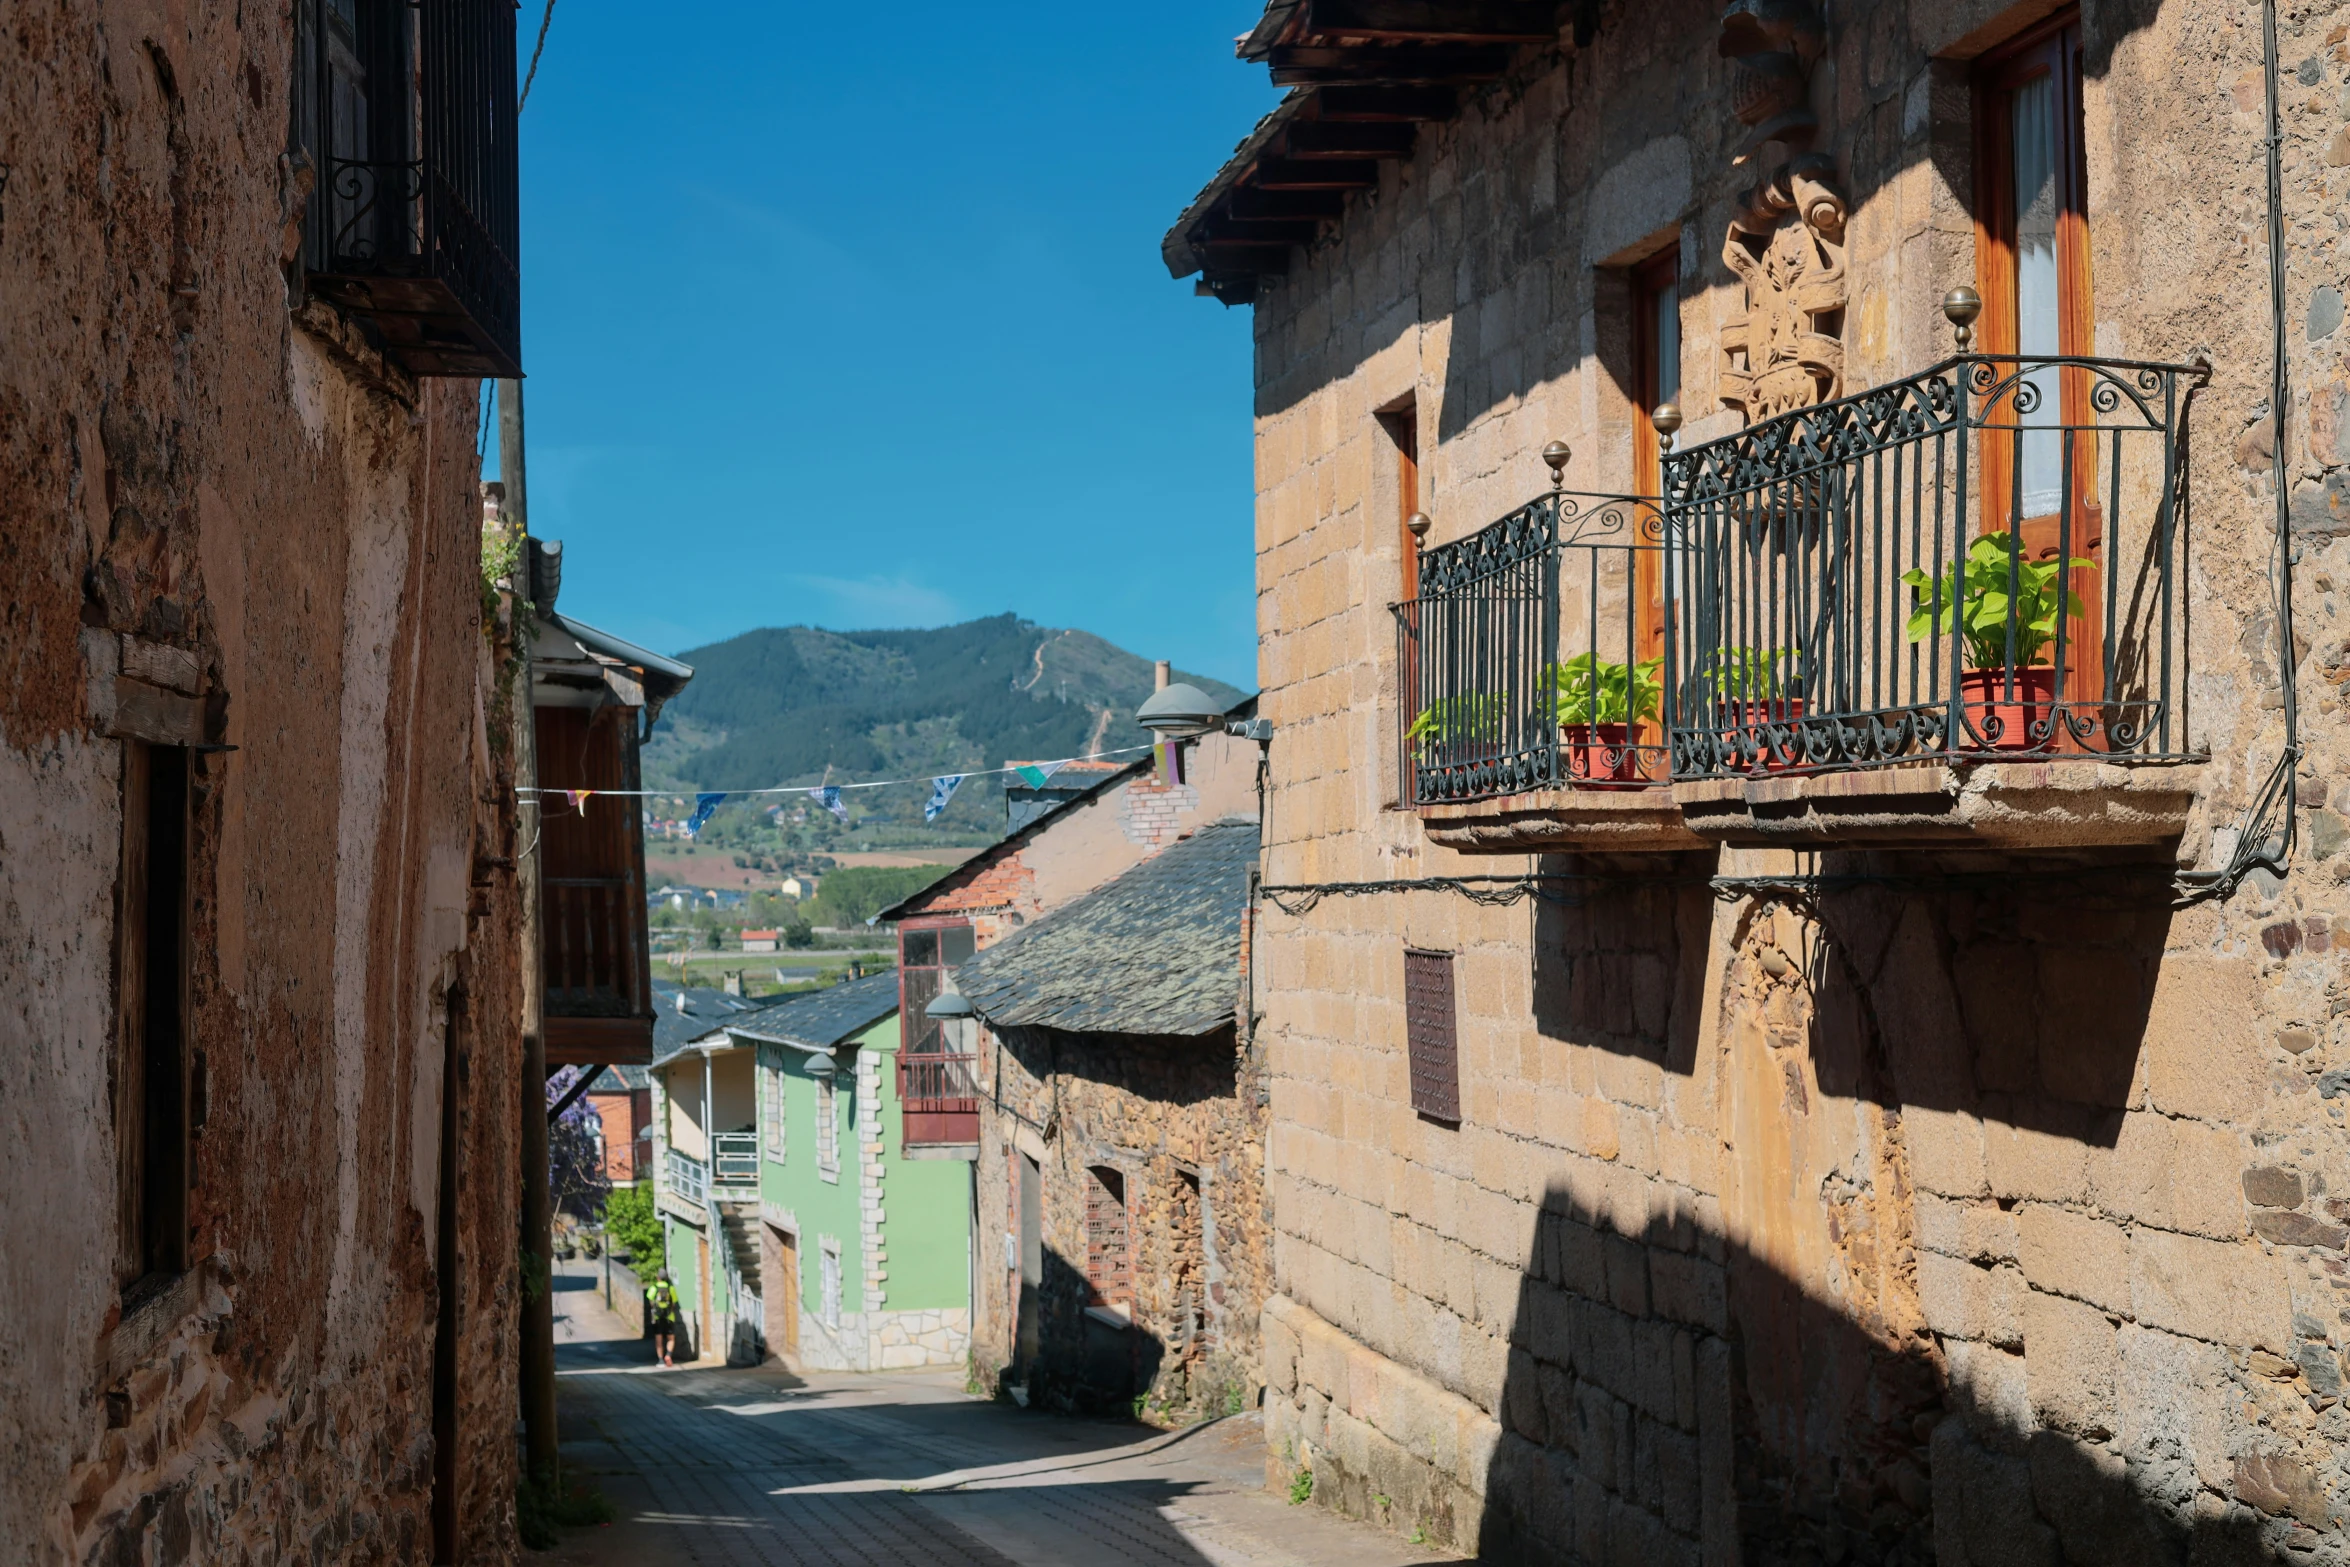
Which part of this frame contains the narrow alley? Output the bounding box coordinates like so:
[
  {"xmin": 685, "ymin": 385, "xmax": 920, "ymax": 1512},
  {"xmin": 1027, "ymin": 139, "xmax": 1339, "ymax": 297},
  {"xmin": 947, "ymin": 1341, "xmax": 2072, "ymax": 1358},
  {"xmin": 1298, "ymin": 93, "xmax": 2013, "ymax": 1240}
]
[{"xmin": 539, "ymin": 1262, "xmax": 1457, "ymax": 1567}]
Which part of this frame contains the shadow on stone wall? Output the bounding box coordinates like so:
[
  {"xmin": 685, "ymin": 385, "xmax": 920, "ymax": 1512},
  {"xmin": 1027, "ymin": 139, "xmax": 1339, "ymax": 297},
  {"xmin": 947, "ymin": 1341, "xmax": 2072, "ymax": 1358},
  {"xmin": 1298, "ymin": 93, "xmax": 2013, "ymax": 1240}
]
[
  {"xmin": 1014, "ymin": 1246, "xmax": 1167, "ymax": 1417},
  {"xmin": 1531, "ymin": 851, "xmax": 2175, "ymax": 1143},
  {"xmin": 1475, "ymin": 1181, "xmax": 2288, "ymax": 1567}
]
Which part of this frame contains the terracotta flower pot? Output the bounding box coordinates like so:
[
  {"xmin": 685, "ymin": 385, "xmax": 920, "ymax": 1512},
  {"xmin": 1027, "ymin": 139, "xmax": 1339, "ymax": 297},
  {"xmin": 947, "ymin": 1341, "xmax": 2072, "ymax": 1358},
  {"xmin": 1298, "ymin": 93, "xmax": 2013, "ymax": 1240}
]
[
  {"xmin": 1562, "ymin": 722, "xmax": 1641, "ymax": 786},
  {"xmin": 1959, "ymin": 666, "xmax": 2058, "ymax": 751},
  {"xmin": 1720, "ymin": 698, "xmax": 1807, "ymax": 772}
]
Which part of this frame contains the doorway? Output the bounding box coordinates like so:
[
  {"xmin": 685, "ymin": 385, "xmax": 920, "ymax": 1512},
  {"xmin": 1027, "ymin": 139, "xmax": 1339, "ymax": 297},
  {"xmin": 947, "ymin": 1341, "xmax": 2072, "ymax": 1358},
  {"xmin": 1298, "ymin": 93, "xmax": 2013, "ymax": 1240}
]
[{"xmin": 764, "ymin": 1222, "xmax": 800, "ymax": 1359}]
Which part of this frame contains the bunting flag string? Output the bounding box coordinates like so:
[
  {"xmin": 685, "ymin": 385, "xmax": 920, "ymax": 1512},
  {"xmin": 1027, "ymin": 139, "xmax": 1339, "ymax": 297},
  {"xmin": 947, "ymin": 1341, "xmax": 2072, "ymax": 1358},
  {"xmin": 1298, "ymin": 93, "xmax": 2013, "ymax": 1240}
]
[
  {"xmin": 565, "ymin": 789, "xmax": 593, "ymax": 815},
  {"xmin": 517, "ymin": 741, "xmax": 1161, "ymax": 808},
  {"xmin": 810, "ymin": 785, "xmax": 850, "ymax": 823},
  {"xmin": 923, "ymin": 774, "xmax": 965, "ymax": 822}
]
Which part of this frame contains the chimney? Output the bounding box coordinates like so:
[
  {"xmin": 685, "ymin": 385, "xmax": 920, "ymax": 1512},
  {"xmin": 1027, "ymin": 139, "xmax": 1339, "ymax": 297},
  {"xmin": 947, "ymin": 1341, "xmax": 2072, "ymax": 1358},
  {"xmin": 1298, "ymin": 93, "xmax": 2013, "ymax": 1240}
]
[{"xmin": 1155, "ymin": 659, "xmax": 1171, "ymax": 691}]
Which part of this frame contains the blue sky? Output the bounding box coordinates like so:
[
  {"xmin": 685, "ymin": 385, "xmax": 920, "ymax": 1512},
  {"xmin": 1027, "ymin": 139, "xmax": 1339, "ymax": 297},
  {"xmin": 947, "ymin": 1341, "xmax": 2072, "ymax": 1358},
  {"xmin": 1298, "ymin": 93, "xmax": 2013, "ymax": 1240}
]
[{"xmin": 494, "ymin": 1, "xmax": 1277, "ymax": 689}]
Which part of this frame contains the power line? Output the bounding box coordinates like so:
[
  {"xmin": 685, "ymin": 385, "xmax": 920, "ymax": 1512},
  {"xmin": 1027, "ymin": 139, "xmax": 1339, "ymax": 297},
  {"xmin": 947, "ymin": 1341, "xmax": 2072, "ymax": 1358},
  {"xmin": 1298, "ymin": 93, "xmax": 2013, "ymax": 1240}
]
[{"xmin": 519, "ymin": 0, "xmax": 558, "ymax": 111}]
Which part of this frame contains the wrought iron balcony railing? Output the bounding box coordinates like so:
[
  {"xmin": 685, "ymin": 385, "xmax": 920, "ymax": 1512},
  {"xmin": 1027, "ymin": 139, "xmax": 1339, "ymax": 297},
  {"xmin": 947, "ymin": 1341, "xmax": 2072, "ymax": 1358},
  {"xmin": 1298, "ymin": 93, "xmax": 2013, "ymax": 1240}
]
[
  {"xmin": 1394, "ymin": 489, "xmax": 1670, "ymax": 805},
  {"xmin": 1661, "ymin": 354, "xmax": 2206, "ymax": 778},
  {"xmin": 294, "ymin": 0, "xmax": 521, "ymax": 377}
]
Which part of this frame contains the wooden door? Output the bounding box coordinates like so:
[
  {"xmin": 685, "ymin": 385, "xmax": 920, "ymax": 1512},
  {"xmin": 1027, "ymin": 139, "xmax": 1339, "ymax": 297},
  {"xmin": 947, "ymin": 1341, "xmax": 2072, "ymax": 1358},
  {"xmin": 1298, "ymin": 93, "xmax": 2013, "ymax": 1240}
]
[
  {"xmin": 696, "ymin": 1232, "xmax": 712, "ymax": 1363},
  {"xmin": 764, "ymin": 1224, "xmax": 800, "ymax": 1358}
]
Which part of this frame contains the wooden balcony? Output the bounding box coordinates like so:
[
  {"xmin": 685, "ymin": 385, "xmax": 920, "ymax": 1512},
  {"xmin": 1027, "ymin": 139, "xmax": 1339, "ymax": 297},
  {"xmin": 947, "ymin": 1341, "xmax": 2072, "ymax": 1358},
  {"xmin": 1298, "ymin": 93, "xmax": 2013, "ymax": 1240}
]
[{"xmin": 899, "ymin": 1053, "xmax": 982, "ymax": 1158}]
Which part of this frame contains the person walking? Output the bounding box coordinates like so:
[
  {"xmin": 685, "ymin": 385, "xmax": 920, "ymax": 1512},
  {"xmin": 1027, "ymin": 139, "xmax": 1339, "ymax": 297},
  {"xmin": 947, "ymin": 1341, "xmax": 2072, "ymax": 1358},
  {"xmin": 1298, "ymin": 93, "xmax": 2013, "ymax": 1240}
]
[{"xmin": 647, "ymin": 1270, "xmax": 682, "ymax": 1367}]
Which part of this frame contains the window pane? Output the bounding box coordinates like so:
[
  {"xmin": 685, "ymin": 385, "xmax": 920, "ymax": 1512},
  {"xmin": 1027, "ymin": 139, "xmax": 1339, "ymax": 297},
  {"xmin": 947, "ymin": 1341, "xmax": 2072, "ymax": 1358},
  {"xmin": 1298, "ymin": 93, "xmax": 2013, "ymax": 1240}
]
[
  {"xmin": 1654, "ymin": 278, "xmax": 1680, "ymax": 407},
  {"xmin": 903, "ymin": 966, "xmax": 943, "ymax": 1054},
  {"xmin": 2010, "ymin": 70, "xmax": 2063, "ymax": 517},
  {"xmin": 941, "ymin": 926, "xmax": 976, "ymax": 966},
  {"xmin": 901, "ymin": 928, "xmax": 939, "ymax": 968}
]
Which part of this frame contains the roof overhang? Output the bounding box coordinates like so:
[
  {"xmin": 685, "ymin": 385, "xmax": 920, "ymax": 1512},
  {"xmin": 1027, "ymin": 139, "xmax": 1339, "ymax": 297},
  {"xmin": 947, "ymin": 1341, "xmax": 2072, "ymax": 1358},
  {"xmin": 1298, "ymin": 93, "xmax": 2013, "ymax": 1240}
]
[{"xmin": 1168, "ymin": 2, "xmax": 1588, "ymax": 305}]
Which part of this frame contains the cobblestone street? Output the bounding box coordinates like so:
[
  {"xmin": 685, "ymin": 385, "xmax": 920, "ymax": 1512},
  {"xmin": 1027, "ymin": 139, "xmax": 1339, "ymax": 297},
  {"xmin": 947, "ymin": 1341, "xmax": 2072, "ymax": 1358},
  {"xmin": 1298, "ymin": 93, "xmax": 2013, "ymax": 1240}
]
[{"xmin": 538, "ymin": 1265, "xmax": 1457, "ymax": 1566}]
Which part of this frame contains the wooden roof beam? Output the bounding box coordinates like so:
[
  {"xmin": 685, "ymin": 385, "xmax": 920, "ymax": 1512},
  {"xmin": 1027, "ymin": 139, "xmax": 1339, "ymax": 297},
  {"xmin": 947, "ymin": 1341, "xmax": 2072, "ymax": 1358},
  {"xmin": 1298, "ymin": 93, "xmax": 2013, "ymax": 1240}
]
[
  {"xmin": 1267, "ymin": 44, "xmax": 1515, "ymax": 84},
  {"xmin": 1283, "ymin": 121, "xmax": 1417, "ymax": 158},
  {"xmin": 1251, "ymin": 157, "xmax": 1382, "ymax": 190},
  {"xmin": 1300, "ymin": 0, "xmax": 1560, "ymax": 45},
  {"xmin": 1226, "ymin": 187, "xmax": 1348, "ymax": 221},
  {"xmin": 1312, "ymin": 85, "xmax": 1460, "ymax": 121}
]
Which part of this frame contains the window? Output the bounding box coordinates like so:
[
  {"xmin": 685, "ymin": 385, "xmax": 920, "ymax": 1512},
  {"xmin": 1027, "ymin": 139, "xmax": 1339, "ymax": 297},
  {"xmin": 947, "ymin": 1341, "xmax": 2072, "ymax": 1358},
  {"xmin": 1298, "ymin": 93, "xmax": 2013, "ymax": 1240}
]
[
  {"xmin": 763, "ymin": 1061, "xmax": 786, "ymax": 1163},
  {"xmin": 118, "ymin": 742, "xmax": 191, "ymax": 1292},
  {"xmin": 1974, "ymin": 15, "xmax": 2098, "ymax": 691},
  {"xmin": 1380, "ymin": 398, "xmax": 1421, "ymax": 600},
  {"xmin": 1974, "ymin": 17, "xmax": 2091, "ymax": 523},
  {"xmin": 814, "ymin": 1066, "xmax": 839, "ymax": 1182},
  {"xmin": 1083, "ymin": 1167, "xmax": 1132, "ymax": 1311},
  {"xmin": 900, "ymin": 921, "xmax": 976, "ymax": 1055},
  {"xmin": 290, "ymin": 0, "xmax": 522, "ymax": 376},
  {"xmin": 1402, "ymin": 949, "xmax": 1461, "ymax": 1125},
  {"xmin": 818, "ymin": 1237, "xmax": 843, "ymax": 1330}
]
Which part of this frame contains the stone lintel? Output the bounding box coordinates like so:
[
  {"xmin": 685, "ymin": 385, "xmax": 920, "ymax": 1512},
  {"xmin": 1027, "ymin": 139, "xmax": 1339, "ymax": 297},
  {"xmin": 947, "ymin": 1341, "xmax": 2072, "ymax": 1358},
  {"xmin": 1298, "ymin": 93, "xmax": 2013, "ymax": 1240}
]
[
  {"xmin": 1417, "ymin": 786, "xmax": 1708, "ymax": 854},
  {"xmin": 1670, "ymin": 760, "xmax": 2204, "ymax": 848}
]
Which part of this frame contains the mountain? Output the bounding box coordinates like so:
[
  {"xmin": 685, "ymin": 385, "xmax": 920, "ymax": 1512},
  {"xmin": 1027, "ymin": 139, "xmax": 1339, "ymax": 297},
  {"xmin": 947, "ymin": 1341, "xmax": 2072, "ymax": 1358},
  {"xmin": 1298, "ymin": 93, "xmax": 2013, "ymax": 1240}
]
[{"xmin": 644, "ymin": 616, "xmax": 1247, "ymax": 816}]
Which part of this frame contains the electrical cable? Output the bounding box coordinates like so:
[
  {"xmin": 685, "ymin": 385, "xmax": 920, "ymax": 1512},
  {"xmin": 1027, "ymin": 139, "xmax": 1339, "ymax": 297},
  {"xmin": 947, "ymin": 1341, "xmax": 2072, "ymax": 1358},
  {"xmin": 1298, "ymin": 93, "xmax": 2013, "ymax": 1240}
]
[
  {"xmin": 519, "ymin": 0, "xmax": 558, "ymax": 111},
  {"xmin": 2176, "ymin": 0, "xmax": 2300, "ymax": 904}
]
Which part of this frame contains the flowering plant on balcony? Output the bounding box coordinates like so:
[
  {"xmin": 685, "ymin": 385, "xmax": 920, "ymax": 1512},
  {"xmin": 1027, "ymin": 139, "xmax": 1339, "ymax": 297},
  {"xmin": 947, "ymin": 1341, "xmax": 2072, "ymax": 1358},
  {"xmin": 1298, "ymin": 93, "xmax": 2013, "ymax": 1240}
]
[
  {"xmin": 1900, "ymin": 532, "xmax": 2092, "ymax": 670},
  {"xmin": 1542, "ymin": 654, "xmax": 1663, "ymax": 726}
]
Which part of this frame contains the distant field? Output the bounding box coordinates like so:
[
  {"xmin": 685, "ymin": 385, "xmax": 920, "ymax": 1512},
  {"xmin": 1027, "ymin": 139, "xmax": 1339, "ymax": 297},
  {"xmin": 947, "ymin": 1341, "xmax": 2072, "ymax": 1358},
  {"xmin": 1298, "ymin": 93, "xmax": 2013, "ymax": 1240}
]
[{"xmin": 643, "ymin": 842, "xmax": 975, "ymax": 889}]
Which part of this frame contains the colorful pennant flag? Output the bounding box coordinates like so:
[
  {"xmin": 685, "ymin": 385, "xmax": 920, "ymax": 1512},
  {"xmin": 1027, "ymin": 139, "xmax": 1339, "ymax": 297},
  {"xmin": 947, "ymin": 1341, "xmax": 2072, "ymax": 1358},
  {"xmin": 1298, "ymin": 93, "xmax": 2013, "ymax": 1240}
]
[
  {"xmin": 810, "ymin": 785, "xmax": 850, "ymax": 822},
  {"xmin": 565, "ymin": 789, "xmax": 593, "ymax": 815},
  {"xmin": 1011, "ymin": 759, "xmax": 1070, "ymax": 790},
  {"xmin": 923, "ymin": 774, "xmax": 966, "ymax": 822},
  {"xmin": 686, "ymin": 792, "xmax": 728, "ymax": 836}
]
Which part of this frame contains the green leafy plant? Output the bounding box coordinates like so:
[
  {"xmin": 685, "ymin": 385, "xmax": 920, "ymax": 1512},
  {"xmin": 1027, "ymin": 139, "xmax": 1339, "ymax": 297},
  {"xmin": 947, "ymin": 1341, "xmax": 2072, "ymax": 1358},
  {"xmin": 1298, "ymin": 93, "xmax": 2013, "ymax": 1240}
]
[
  {"xmin": 1700, "ymin": 645, "xmax": 1796, "ymax": 701},
  {"xmin": 1901, "ymin": 532, "xmax": 2092, "ymax": 670},
  {"xmin": 1405, "ymin": 692, "xmax": 1509, "ymax": 753},
  {"xmin": 1288, "ymin": 1468, "xmax": 1316, "ymax": 1505},
  {"xmin": 1543, "ymin": 654, "xmax": 1662, "ymax": 726},
  {"xmin": 1409, "ymin": 1525, "xmax": 1428, "ymax": 1546}
]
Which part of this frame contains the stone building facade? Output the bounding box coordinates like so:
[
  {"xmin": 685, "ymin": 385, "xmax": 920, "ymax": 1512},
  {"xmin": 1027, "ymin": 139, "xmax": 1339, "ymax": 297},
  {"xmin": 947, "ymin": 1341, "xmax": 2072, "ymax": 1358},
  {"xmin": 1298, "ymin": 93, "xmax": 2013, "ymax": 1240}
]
[
  {"xmin": 1173, "ymin": 0, "xmax": 2350, "ymax": 1561},
  {"xmin": 958, "ymin": 819, "xmax": 1271, "ymax": 1422},
  {"xmin": 1, "ymin": 2, "xmax": 529, "ymax": 1562}
]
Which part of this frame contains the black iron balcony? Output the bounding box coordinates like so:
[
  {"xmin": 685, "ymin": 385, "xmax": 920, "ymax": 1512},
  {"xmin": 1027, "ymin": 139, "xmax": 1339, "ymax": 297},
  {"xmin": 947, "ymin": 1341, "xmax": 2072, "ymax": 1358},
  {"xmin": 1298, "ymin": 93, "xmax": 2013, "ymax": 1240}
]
[
  {"xmin": 294, "ymin": 0, "xmax": 521, "ymax": 377},
  {"xmin": 1661, "ymin": 352, "xmax": 2206, "ymax": 780},
  {"xmin": 1394, "ymin": 487, "xmax": 1671, "ymax": 808}
]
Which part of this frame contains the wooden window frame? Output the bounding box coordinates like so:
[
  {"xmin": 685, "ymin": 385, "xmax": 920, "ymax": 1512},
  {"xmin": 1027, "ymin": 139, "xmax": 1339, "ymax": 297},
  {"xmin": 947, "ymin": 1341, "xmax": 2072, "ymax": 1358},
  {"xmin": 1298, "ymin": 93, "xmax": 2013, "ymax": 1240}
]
[
  {"xmin": 1402, "ymin": 948, "xmax": 1461, "ymax": 1125},
  {"xmin": 1629, "ymin": 246, "xmax": 1680, "ymax": 757},
  {"xmin": 899, "ymin": 918, "xmax": 976, "ymax": 1057},
  {"xmin": 118, "ymin": 741, "xmax": 192, "ymax": 1296},
  {"xmin": 1972, "ymin": 11, "xmax": 2102, "ymax": 706}
]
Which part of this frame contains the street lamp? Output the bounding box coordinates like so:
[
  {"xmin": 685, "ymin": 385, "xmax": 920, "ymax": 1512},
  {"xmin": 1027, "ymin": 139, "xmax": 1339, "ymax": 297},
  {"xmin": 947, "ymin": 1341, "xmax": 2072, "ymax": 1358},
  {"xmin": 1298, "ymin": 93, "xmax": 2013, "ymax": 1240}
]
[
  {"xmin": 925, "ymin": 987, "xmax": 978, "ymax": 1056},
  {"xmin": 1135, "ymin": 682, "xmax": 1226, "ymax": 742}
]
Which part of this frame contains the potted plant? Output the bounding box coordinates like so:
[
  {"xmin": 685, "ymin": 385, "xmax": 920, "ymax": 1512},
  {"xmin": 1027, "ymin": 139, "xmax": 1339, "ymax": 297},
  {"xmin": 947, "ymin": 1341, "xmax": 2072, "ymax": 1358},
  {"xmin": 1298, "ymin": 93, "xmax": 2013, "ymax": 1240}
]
[
  {"xmin": 1698, "ymin": 646, "xmax": 1803, "ymax": 772},
  {"xmin": 1405, "ymin": 691, "xmax": 1509, "ymax": 760},
  {"xmin": 1545, "ymin": 653, "xmax": 1663, "ymax": 785},
  {"xmin": 1900, "ymin": 531, "xmax": 2091, "ymax": 751}
]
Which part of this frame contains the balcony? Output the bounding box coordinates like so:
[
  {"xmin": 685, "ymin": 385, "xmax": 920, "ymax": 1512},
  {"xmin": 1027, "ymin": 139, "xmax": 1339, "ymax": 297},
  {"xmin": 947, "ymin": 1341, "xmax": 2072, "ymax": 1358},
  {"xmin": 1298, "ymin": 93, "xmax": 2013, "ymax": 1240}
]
[
  {"xmin": 294, "ymin": 0, "xmax": 521, "ymax": 376},
  {"xmin": 710, "ymin": 1131, "xmax": 759, "ymax": 1191},
  {"xmin": 1397, "ymin": 487, "xmax": 1706, "ymax": 853},
  {"xmin": 899, "ymin": 1053, "xmax": 982, "ymax": 1156},
  {"xmin": 1399, "ymin": 353, "xmax": 2208, "ymax": 853},
  {"xmin": 667, "ymin": 1148, "xmax": 709, "ymax": 1209}
]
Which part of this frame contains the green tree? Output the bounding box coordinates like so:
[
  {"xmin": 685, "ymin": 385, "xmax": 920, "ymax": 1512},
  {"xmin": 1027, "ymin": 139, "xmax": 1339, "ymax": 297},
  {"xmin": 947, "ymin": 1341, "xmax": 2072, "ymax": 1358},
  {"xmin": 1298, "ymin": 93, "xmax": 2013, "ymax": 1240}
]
[{"xmin": 603, "ymin": 1182, "xmax": 664, "ymax": 1283}]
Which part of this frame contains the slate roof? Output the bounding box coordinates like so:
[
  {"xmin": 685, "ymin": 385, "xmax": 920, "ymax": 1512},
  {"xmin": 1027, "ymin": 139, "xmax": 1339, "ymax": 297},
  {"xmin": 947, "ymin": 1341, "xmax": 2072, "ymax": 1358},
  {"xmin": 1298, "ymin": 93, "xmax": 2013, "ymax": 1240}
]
[
  {"xmin": 587, "ymin": 1065, "xmax": 650, "ymax": 1093},
  {"xmin": 649, "ymin": 983, "xmax": 774, "ymax": 1067},
  {"xmin": 954, "ymin": 817, "xmax": 1257, "ymax": 1038},
  {"xmin": 724, "ymin": 969, "xmax": 902, "ymax": 1052}
]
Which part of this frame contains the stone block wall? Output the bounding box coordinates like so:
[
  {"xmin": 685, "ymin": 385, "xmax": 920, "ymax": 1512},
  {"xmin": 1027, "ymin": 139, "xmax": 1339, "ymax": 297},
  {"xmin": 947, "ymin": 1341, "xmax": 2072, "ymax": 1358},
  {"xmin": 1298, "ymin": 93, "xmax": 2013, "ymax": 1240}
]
[
  {"xmin": 972, "ymin": 1025, "xmax": 1271, "ymax": 1421},
  {"xmin": 1233, "ymin": 0, "xmax": 2350, "ymax": 1560}
]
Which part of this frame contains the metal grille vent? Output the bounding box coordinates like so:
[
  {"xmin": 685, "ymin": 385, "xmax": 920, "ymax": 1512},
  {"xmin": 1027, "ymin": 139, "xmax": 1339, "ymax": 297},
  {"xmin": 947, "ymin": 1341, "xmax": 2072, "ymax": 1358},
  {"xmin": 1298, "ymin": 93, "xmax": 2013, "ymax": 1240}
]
[{"xmin": 1403, "ymin": 948, "xmax": 1460, "ymax": 1123}]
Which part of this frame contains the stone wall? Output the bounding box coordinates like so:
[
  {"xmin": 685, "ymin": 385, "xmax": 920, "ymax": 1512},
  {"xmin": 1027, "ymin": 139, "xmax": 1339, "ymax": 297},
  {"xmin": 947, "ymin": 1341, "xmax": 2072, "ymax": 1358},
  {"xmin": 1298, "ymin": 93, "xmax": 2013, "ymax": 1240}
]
[
  {"xmin": 0, "ymin": 5, "xmax": 527, "ymax": 1560},
  {"xmin": 1236, "ymin": 0, "xmax": 2350, "ymax": 1560},
  {"xmin": 972, "ymin": 1025, "xmax": 1270, "ymax": 1421}
]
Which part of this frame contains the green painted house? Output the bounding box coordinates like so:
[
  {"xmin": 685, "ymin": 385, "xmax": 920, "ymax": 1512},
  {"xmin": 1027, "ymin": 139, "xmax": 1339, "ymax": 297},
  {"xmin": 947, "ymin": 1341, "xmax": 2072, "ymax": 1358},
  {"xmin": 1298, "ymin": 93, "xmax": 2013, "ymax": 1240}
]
[{"xmin": 723, "ymin": 971, "xmax": 972, "ymax": 1370}]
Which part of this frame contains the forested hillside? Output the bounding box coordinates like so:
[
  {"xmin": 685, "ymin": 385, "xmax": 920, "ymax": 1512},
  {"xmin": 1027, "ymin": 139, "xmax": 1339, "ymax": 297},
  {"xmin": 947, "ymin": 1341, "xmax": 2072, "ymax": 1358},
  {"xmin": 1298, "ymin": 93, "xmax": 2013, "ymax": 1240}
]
[{"xmin": 643, "ymin": 616, "xmax": 1245, "ymax": 841}]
